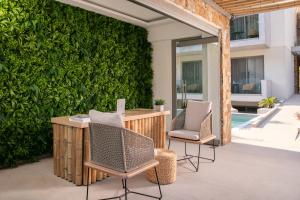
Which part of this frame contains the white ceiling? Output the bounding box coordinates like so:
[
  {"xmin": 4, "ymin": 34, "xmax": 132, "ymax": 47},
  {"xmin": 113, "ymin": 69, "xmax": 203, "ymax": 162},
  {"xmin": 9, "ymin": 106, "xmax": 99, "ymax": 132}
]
[
  {"xmin": 57, "ymin": 0, "xmax": 171, "ymax": 28},
  {"xmin": 57, "ymin": 0, "xmax": 218, "ymax": 37},
  {"xmin": 86, "ymin": 0, "xmax": 167, "ymax": 22}
]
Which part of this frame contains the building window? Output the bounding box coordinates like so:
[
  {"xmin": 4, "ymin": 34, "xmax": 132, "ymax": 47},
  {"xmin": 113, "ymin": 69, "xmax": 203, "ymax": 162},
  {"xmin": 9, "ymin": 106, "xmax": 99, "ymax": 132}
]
[
  {"xmin": 181, "ymin": 60, "xmax": 202, "ymax": 93},
  {"xmin": 230, "ymin": 14, "xmax": 259, "ymax": 40},
  {"xmin": 231, "ymin": 56, "xmax": 264, "ymax": 94}
]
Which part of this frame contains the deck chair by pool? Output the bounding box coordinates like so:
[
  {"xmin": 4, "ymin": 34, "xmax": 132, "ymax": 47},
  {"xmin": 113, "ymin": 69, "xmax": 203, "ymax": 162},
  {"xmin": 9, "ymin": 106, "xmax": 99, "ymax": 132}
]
[
  {"xmin": 85, "ymin": 110, "xmax": 162, "ymax": 200},
  {"xmin": 168, "ymin": 100, "xmax": 216, "ymax": 172},
  {"xmin": 242, "ymin": 83, "xmax": 255, "ymax": 93}
]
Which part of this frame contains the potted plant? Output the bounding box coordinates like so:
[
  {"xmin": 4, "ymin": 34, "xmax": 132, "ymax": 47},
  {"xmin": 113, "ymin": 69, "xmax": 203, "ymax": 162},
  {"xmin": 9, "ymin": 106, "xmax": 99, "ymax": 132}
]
[
  {"xmin": 154, "ymin": 99, "xmax": 165, "ymax": 112},
  {"xmin": 257, "ymin": 96, "xmax": 278, "ymax": 114}
]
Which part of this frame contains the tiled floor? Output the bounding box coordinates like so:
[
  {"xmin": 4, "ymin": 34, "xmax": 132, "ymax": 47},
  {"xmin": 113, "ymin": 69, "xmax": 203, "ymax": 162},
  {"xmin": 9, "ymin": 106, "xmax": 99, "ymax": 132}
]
[{"xmin": 1, "ymin": 142, "xmax": 300, "ymax": 200}]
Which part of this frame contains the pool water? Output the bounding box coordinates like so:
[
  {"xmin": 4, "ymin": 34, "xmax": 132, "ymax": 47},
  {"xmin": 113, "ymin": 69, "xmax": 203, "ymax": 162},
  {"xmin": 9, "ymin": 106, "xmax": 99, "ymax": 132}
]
[{"xmin": 232, "ymin": 113, "xmax": 258, "ymax": 128}]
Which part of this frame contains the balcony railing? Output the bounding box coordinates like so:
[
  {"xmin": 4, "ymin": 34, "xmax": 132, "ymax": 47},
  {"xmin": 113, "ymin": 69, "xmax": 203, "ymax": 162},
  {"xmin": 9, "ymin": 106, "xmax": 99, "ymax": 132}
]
[
  {"xmin": 231, "ymin": 80, "xmax": 272, "ymax": 102},
  {"xmin": 231, "ymin": 81, "xmax": 261, "ymax": 94}
]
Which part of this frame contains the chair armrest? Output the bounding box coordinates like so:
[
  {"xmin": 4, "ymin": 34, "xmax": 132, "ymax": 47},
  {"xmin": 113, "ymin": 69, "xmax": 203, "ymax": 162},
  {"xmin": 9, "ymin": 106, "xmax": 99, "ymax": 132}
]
[
  {"xmin": 122, "ymin": 128, "xmax": 155, "ymax": 172},
  {"xmin": 199, "ymin": 111, "xmax": 212, "ymax": 139},
  {"xmin": 171, "ymin": 110, "xmax": 186, "ymax": 131}
]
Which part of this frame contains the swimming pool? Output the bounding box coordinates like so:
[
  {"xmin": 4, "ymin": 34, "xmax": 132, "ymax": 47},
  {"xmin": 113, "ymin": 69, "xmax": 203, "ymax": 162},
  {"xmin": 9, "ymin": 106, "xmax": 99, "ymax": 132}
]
[{"xmin": 232, "ymin": 113, "xmax": 259, "ymax": 128}]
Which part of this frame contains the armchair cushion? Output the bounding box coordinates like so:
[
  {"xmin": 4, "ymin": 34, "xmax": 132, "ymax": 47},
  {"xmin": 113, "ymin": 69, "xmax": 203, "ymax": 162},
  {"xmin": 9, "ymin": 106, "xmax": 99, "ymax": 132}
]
[
  {"xmin": 89, "ymin": 109, "xmax": 123, "ymax": 128},
  {"xmin": 184, "ymin": 100, "xmax": 212, "ymax": 131},
  {"xmin": 169, "ymin": 129, "xmax": 199, "ymax": 141}
]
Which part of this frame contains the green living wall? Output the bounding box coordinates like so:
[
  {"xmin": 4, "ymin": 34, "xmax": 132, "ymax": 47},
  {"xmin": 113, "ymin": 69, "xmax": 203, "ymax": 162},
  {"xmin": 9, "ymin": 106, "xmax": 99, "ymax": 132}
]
[{"xmin": 0, "ymin": 0, "xmax": 153, "ymax": 166}]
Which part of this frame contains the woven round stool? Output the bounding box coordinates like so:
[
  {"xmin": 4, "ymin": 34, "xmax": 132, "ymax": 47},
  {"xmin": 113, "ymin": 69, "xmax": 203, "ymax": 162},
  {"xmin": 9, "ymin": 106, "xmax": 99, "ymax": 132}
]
[{"xmin": 146, "ymin": 149, "xmax": 177, "ymax": 185}]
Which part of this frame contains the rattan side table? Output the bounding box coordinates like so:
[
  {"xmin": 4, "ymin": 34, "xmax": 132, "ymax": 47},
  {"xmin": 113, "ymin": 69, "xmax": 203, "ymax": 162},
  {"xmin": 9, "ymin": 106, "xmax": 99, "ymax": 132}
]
[{"xmin": 146, "ymin": 149, "xmax": 177, "ymax": 185}]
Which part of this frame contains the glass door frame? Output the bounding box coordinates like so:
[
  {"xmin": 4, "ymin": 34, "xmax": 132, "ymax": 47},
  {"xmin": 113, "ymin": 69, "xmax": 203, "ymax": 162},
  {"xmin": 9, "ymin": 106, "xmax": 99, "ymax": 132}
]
[{"xmin": 171, "ymin": 36, "xmax": 218, "ymax": 118}]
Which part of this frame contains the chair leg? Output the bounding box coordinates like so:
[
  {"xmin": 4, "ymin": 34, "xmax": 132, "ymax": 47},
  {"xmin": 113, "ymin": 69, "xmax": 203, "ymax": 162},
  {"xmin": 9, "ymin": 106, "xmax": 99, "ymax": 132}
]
[
  {"xmin": 124, "ymin": 179, "xmax": 128, "ymax": 200},
  {"xmin": 295, "ymin": 128, "xmax": 300, "ymax": 140},
  {"xmin": 196, "ymin": 144, "xmax": 201, "ymax": 172},
  {"xmin": 154, "ymin": 167, "xmax": 162, "ymax": 200},
  {"xmin": 168, "ymin": 138, "xmax": 171, "ymax": 150},
  {"xmin": 86, "ymin": 167, "xmax": 90, "ymax": 200},
  {"xmin": 178, "ymin": 140, "xmax": 216, "ymax": 172},
  {"xmin": 98, "ymin": 174, "xmax": 162, "ymax": 200},
  {"xmin": 213, "ymin": 139, "xmax": 216, "ymax": 162},
  {"xmin": 179, "ymin": 142, "xmax": 199, "ymax": 172},
  {"xmin": 121, "ymin": 179, "xmax": 125, "ymax": 189},
  {"xmin": 126, "ymin": 171, "xmax": 162, "ymax": 199}
]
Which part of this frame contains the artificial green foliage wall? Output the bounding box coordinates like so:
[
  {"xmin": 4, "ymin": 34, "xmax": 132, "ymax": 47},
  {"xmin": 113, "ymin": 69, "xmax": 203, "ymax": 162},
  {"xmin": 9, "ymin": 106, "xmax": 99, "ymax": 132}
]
[{"xmin": 0, "ymin": 0, "xmax": 153, "ymax": 166}]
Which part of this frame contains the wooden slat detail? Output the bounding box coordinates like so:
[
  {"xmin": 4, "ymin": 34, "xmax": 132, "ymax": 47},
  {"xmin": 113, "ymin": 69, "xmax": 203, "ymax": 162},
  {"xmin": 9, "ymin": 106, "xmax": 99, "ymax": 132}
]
[
  {"xmin": 130, "ymin": 120, "xmax": 134, "ymax": 131},
  {"xmin": 125, "ymin": 121, "xmax": 129, "ymax": 129},
  {"xmin": 124, "ymin": 116, "xmax": 166, "ymax": 149},
  {"xmin": 52, "ymin": 124, "xmax": 58, "ymax": 176},
  {"xmin": 71, "ymin": 127, "xmax": 76, "ymax": 183},
  {"xmin": 51, "ymin": 109, "xmax": 169, "ymax": 186},
  {"xmin": 56, "ymin": 124, "xmax": 61, "ymax": 177},
  {"xmin": 64, "ymin": 126, "xmax": 68, "ymax": 179},
  {"xmin": 162, "ymin": 115, "xmax": 166, "ymax": 148},
  {"xmin": 59, "ymin": 125, "xmax": 64, "ymax": 178},
  {"xmin": 96, "ymin": 171, "xmax": 103, "ymax": 180},
  {"xmin": 92, "ymin": 169, "xmax": 97, "ymax": 183},
  {"xmin": 138, "ymin": 119, "xmax": 142, "ymax": 133},
  {"xmin": 217, "ymin": 0, "xmax": 277, "ymax": 7},
  {"xmin": 227, "ymin": 1, "xmax": 300, "ymax": 12},
  {"xmin": 150, "ymin": 117, "xmax": 154, "ymax": 142},
  {"xmin": 213, "ymin": 0, "xmax": 300, "ymax": 16},
  {"xmin": 57, "ymin": 125, "xmax": 61, "ymax": 177},
  {"xmin": 233, "ymin": 2, "xmax": 300, "ymax": 16},
  {"xmin": 67, "ymin": 127, "xmax": 72, "ymax": 181},
  {"xmin": 83, "ymin": 128, "xmax": 107, "ymax": 185},
  {"xmin": 159, "ymin": 116, "xmax": 163, "ymax": 148},
  {"xmin": 222, "ymin": 0, "xmax": 277, "ymax": 10},
  {"xmin": 83, "ymin": 128, "xmax": 90, "ymax": 185},
  {"xmin": 156, "ymin": 116, "xmax": 159, "ymax": 148},
  {"xmin": 75, "ymin": 128, "xmax": 83, "ymax": 186}
]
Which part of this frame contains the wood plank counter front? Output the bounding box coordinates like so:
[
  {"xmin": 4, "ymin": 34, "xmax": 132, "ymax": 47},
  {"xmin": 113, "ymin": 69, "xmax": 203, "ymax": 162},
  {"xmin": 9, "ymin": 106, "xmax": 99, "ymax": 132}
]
[{"xmin": 51, "ymin": 109, "xmax": 170, "ymax": 186}]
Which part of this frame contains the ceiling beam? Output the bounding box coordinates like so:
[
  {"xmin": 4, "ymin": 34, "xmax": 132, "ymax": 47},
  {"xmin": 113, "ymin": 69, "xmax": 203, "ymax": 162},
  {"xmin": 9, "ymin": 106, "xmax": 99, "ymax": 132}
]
[
  {"xmin": 203, "ymin": 0, "xmax": 232, "ymax": 18},
  {"xmin": 228, "ymin": 1, "xmax": 300, "ymax": 11},
  {"xmin": 220, "ymin": 0, "xmax": 283, "ymax": 9},
  {"xmin": 232, "ymin": 1, "xmax": 300, "ymax": 16},
  {"xmin": 214, "ymin": 0, "xmax": 300, "ymax": 16},
  {"xmin": 217, "ymin": 0, "xmax": 283, "ymax": 7}
]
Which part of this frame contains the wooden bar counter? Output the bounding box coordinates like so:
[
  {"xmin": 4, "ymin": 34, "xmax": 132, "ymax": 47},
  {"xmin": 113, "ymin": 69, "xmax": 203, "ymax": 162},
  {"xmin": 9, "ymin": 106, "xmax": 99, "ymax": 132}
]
[{"xmin": 51, "ymin": 109, "xmax": 170, "ymax": 186}]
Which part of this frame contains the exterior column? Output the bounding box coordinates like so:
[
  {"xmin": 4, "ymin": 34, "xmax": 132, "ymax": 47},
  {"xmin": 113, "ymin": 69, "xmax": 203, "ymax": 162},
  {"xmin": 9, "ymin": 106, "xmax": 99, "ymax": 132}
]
[{"xmin": 219, "ymin": 27, "xmax": 232, "ymax": 144}]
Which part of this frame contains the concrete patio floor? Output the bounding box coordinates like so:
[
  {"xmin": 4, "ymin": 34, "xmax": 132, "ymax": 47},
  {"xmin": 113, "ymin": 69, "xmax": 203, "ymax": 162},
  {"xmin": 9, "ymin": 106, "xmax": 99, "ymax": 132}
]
[
  {"xmin": 233, "ymin": 95, "xmax": 300, "ymax": 152},
  {"xmin": 1, "ymin": 142, "xmax": 300, "ymax": 200}
]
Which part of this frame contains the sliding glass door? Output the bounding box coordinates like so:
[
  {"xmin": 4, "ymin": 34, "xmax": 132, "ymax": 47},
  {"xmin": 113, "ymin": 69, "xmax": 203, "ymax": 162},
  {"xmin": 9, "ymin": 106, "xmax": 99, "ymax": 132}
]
[
  {"xmin": 231, "ymin": 56, "xmax": 264, "ymax": 94},
  {"xmin": 175, "ymin": 42, "xmax": 204, "ymax": 115},
  {"xmin": 182, "ymin": 60, "xmax": 203, "ymax": 93}
]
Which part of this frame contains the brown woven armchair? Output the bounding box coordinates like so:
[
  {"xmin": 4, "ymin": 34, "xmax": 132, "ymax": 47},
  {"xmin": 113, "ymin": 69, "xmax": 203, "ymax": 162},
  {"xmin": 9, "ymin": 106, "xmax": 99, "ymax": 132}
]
[
  {"xmin": 85, "ymin": 122, "xmax": 162, "ymax": 200},
  {"xmin": 168, "ymin": 100, "xmax": 216, "ymax": 172}
]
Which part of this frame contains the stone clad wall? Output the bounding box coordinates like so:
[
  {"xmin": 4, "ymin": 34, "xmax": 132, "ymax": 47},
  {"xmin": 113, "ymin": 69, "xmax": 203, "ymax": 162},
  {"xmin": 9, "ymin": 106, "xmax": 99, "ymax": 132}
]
[{"xmin": 169, "ymin": 0, "xmax": 232, "ymax": 144}]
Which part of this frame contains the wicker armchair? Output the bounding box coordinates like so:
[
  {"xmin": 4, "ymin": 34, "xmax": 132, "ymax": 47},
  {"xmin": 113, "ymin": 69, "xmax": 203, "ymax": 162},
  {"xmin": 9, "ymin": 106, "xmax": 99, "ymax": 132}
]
[
  {"xmin": 168, "ymin": 100, "xmax": 216, "ymax": 172},
  {"xmin": 85, "ymin": 122, "xmax": 162, "ymax": 200}
]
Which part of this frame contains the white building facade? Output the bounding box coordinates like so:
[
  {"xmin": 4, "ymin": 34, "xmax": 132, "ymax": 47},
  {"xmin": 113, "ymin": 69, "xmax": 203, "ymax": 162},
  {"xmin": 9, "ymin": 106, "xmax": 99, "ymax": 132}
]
[{"xmin": 230, "ymin": 9, "xmax": 297, "ymax": 107}]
